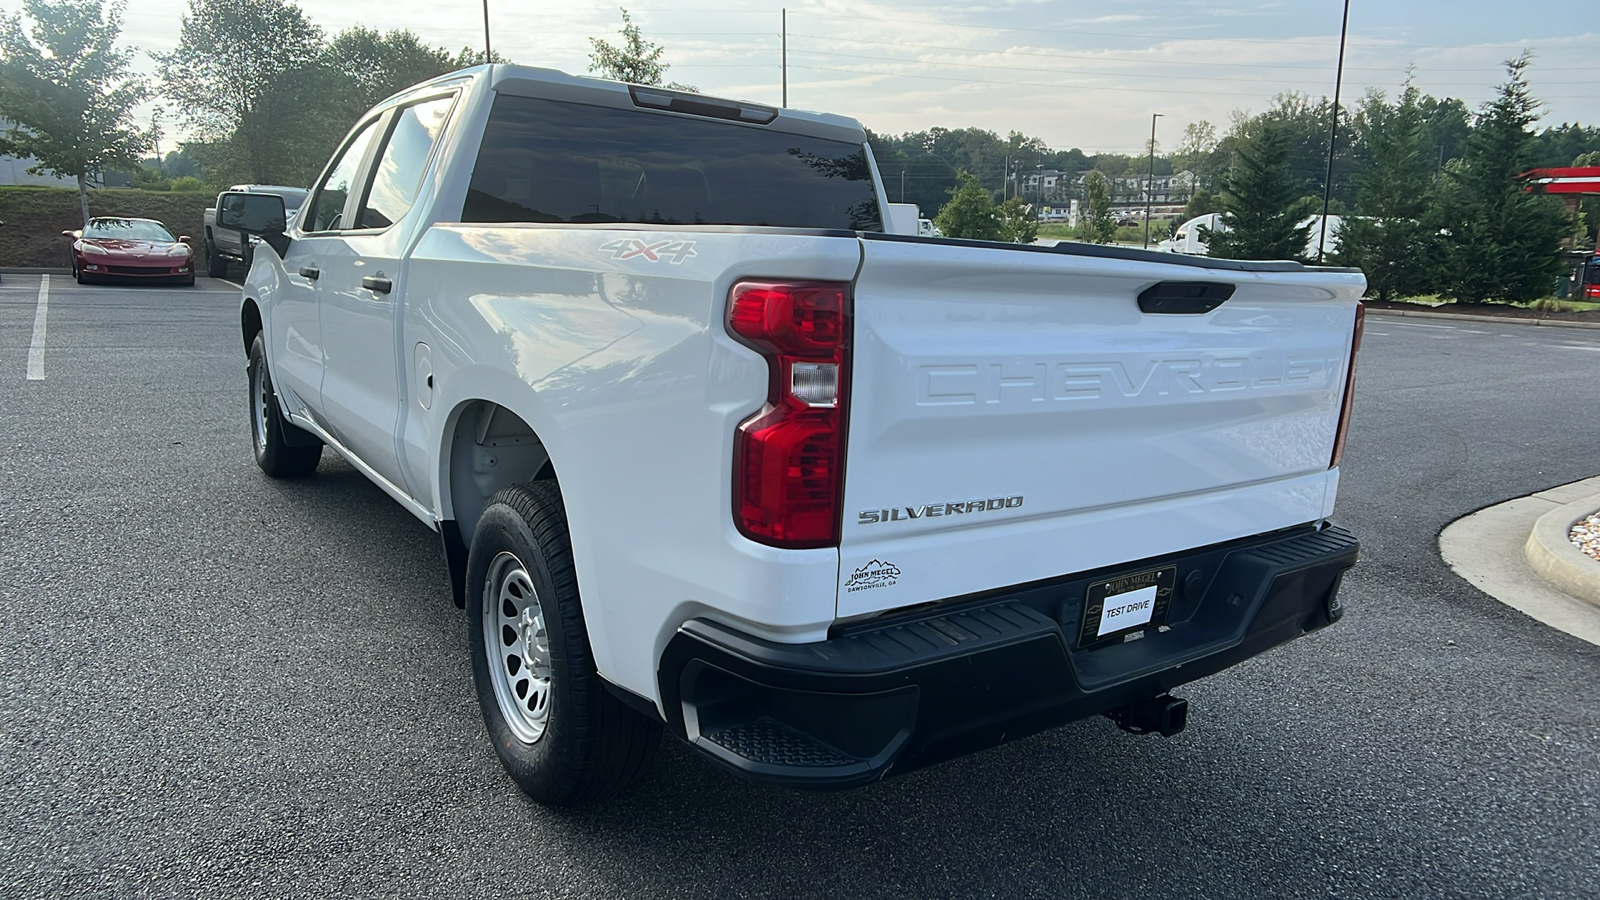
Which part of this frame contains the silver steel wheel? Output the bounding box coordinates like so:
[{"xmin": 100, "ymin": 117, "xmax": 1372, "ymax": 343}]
[
  {"xmin": 482, "ymin": 551, "xmax": 553, "ymax": 744},
  {"xmin": 251, "ymin": 356, "xmax": 269, "ymax": 456}
]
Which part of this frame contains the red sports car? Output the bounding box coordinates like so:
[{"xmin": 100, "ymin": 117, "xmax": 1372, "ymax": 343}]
[{"xmin": 65, "ymin": 217, "xmax": 195, "ymax": 286}]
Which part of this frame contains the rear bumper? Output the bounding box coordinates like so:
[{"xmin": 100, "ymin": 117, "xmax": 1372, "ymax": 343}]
[{"xmin": 658, "ymin": 523, "xmax": 1358, "ymax": 788}]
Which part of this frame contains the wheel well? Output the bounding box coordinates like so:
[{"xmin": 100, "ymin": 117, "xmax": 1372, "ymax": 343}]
[
  {"xmin": 447, "ymin": 401, "xmax": 554, "ymax": 543},
  {"xmin": 442, "ymin": 401, "xmax": 554, "ymax": 608},
  {"xmin": 241, "ymin": 300, "xmax": 262, "ymax": 354}
]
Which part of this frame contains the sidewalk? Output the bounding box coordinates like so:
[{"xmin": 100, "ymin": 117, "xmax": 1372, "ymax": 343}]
[{"xmin": 1440, "ymin": 476, "xmax": 1600, "ymax": 646}]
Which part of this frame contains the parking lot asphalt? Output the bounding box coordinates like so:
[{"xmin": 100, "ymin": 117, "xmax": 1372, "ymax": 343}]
[{"xmin": 2, "ymin": 276, "xmax": 1598, "ymax": 899}]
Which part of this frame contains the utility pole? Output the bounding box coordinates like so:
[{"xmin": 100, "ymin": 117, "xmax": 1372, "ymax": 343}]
[
  {"xmin": 1144, "ymin": 113, "xmax": 1162, "ymax": 249},
  {"xmin": 781, "ymin": 9, "xmax": 787, "ymax": 108},
  {"xmin": 482, "ymin": 0, "xmax": 492, "ymax": 63},
  {"xmin": 1003, "ymin": 155, "xmax": 1009, "ymax": 200},
  {"xmin": 1317, "ymin": 0, "xmax": 1351, "ymax": 264},
  {"xmin": 900, "ymin": 170, "xmax": 906, "ymax": 203}
]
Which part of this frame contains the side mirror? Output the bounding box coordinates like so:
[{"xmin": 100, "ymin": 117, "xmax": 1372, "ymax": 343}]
[
  {"xmin": 62, "ymin": 230, "xmax": 76, "ymax": 238},
  {"xmin": 217, "ymin": 191, "xmax": 287, "ymax": 235},
  {"xmin": 178, "ymin": 235, "xmax": 192, "ymax": 243}
]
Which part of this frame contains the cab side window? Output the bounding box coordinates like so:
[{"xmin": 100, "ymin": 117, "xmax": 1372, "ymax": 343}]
[
  {"xmin": 306, "ymin": 118, "xmax": 380, "ymax": 233},
  {"xmin": 356, "ymin": 96, "xmax": 455, "ymax": 230}
]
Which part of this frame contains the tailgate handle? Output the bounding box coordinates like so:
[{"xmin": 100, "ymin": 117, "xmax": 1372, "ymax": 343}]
[{"xmin": 1138, "ymin": 281, "xmax": 1234, "ymax": 314}]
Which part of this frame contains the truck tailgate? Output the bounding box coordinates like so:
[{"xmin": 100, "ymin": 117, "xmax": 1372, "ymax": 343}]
[{"xmin": 837, "ymin": 237, "xmax": 1364, "ymax": 618}]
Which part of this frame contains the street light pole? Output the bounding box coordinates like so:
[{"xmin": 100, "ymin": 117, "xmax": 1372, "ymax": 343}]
[
  {"xmin": 482, "ymin": 0, "xmax": 492, "ymax": 63},
  {"xmin": 900, "ymin": 170, "xmax": 906, "ymax": 203},
  {"xmin": 1317, "ymin": 0, "xmax": 1352, "ymax": 264},
  {"xmin": 781, "ymin": 9, "xmax": 788, "ymax": 108},
  {"xmin": 1144, "ymin": 113, "xmax": 1162, "ymax": 249}
]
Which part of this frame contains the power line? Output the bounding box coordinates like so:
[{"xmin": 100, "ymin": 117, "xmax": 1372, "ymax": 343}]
[
  {"xmin": 786, "ymin": 48, "xmax": 1599, "ymax": 88},
  {"xmin": 785, "ymin": 32, "xmax": 1599, "ymax": 74}
]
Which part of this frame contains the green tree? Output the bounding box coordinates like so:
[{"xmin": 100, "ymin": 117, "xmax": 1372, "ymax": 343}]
[
  {"xmin": 0, "ymin": 0, "xmax": 148, "ymax": 224},
  {"xmin": 1181, "ymin": 187, "xmax": 1222, "ymax": 221},
  {"xmin": 1172, "ymin": 120, "xmax": 1218, "ymax": 195},
  {"xmin": 1075, "ymin": 170, "xmax": 1116, "ymax": 243},
  {"xmin": 1429, "ymin": 53, "xmax": 1569, "ymax": 303},
  {"xmin": 934, "ymin": 171, "xmax": 1002, "ymax": 240},
  {"xmin": 588, "ymin": 8, "xmax": 695, "ymax": 91},
  {"xmin": 1207, "ymin": 123, "xmax": 1311, "ymax": 261},
  {"xmin": 996, "ymin": 197, "xmax": 1037, "ymax": 243},
  {"xmin": 153, "ymin": 0, "xmax": 325, "ymax": 185},
  {"xmin": 1333, "ymin": 80, "xmax": 1436, "ymax": 299},
  {"xmin": 322, "ymin": 27, "xmax": 457, "ymax": 117}
]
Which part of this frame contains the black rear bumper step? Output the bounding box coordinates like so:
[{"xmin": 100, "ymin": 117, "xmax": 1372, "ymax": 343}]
[{"xmin": 659, "ymin": 523, "xmax": 1359, "ymax": 788}]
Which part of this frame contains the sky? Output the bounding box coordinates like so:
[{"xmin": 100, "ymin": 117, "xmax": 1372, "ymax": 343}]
[{"xmin": 37, "ymin": 0, "xmax": 1600, "ymax": 155}]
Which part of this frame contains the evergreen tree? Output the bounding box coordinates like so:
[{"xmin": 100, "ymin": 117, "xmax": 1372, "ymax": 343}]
[
  {"xmin": 588, "ymin": 8, "xmax": 696, "ymax": 92},
  {"xmin": 1075, "ymin": 171, "xmax": 1116, "ymax": 244},
  {"xmin": 934, "ymin": 172, "xmax": 1001, "ymax": 241},
  {"xmin": 1207, "ymin": 124, "xmax": 1311, "ymax": 261},
  {"xmin": 1332, "ymin": 80, "xmax": 1435, "ymax": 300},
  {"xmin": 0, "ymin": 0, "xmax": 148, "ymax": 225},
  {"xmin": 1429, "ymin": 53, "xmax": 1569, "ymax": 303}
]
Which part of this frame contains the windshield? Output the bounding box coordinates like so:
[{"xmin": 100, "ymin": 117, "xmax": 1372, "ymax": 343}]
[
  {"xmin": 83, "ymin": 219, "xmax": 176, "ymax": 242},
  {"xmin": 267, "ymin": 188, "xmax": 309, "ymax": 209}
]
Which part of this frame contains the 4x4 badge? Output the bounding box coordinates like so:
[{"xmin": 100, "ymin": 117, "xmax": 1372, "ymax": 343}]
[{"xmin": 599, "ymin": 238, "xmax": 697, "ymax": 264}]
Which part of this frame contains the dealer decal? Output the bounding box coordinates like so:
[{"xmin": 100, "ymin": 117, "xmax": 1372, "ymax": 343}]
[
  {"xmin": 598, "ymin": 238, "xmax": 698, "ymax": 264},
  {"xmin": 845, "ymin": 559, "xmax": 901, "ymax": 592}
]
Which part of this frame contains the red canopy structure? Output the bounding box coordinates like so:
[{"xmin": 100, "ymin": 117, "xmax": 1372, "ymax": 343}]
[{"xmin": 1519, "ymin": 166, "xmax": 1600, "ymax": 194}]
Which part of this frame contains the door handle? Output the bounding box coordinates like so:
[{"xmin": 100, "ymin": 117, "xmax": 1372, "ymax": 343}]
[
  {"xmin": 361, "ymin": 275, "xmax": 392, "ymax": 294},
  {"xmin": 298, "ymin": 265, "xmax": 320, "ymax": 280}
]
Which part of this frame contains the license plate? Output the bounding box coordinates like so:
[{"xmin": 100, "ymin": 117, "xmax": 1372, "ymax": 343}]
[{"xmin": 1079, "ymin": 566, "xmax": 1176, "ymax": 647}]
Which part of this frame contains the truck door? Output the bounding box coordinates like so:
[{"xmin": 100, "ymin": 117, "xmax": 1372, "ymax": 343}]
[
  {"xmin": 271, "ymin": 118, "xmax": 381, "ymax": 413},
  {"xmin": 316, "ymin": 95, "xmax": 456, "ymax": 498}
]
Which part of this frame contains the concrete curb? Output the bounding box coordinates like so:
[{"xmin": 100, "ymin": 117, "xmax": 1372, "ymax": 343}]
[
  {"xmin": 1525, "ymin": 494, "xmax": 1600, "ymax": 606},
  {"xmin": 1440, "ymin": 475, "xmax": 1600, "ymax": 647},
  {"xmin": 1372, "ymin": 307, "xmax": 1600, "ymax": 330}
]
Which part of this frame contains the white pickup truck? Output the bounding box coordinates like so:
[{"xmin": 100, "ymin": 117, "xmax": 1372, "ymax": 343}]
[{"xmin": 221, "ymin": 64, "xmax": 1365, "ymax": 806}]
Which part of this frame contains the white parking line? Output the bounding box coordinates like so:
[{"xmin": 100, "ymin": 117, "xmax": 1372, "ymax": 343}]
[
  {"xmin": 1391, "ymin": 321, "xmax": 1457, "ymax": 329},
  {"xmin": 26, "ymin": 275, "xmax": 49, "ymax": 380}
]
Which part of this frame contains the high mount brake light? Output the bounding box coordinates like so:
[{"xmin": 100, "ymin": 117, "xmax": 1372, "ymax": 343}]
[
  {"xmin": 1330, "ymin": 302, "xmax": 1365, "ymax": 469},
  {"xmin": 728, "ymin": 281, "xmax": 851, "ymax": 548}
]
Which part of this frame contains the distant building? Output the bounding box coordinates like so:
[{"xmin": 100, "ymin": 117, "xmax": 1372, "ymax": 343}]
[{"xmin": 0, "ymin": 119, "xmax": 115, "ymax": 187}]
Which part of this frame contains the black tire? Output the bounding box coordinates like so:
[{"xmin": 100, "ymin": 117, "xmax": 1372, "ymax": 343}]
[
  {"xmin": 247, "ymin": 333, "xmax": 321, "ymax": 477},
  {"xmin": 206, "ymin": 237, "xmax": 228, "ymax": 278},
  {"xmin": 467, "ymin": 481, "xmax": 661, "ymax": 806}
]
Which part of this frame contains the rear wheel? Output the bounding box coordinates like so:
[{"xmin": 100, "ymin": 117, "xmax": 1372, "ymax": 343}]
[
  {"xmin": 467, "ymin": 481, "xmax": 661, "ymax": 806},
  {"xmin": 247, "ymin": 333, "xmax": 321, "ymax": 477}
]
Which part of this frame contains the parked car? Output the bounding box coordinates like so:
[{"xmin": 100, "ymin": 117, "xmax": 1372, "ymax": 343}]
[
  {"xmin": 64, "ymin": 217, "xmax": 195, "ymax": 285},
  {"xmin": 202, "ymin": 184, "xmax": 309, "ymax": 277},
  {"xmin": 223, "ymin": 65, "xmax": 1364, "ymax": 806}
]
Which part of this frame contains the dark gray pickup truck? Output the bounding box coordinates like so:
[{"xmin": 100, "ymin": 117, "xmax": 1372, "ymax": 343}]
[{"xmin": 202, "ymin": 184, "xmax": 307, "ymax": 277}]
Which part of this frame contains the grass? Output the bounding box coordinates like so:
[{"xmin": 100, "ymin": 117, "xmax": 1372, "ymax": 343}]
[
  {"xmin": 1037, "ymin": 222, "xmax": 1162, "ymax": 245},
  {"xmin": 1383, "ymin": 294, "xmax": 1600, "ymax": 313}
]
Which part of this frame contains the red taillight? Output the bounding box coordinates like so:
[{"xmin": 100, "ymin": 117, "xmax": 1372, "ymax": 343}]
[
  {"xmin": 1585, "ymin": 283, "xmax": 1600, "ymax": 300},
  {"xmin": 1330, "ymin": 302, "xmax": 1365, "ymax": 469},
  {"xmin": 728, "ymin": 281, "xmax": 851, "ymax": 548}
]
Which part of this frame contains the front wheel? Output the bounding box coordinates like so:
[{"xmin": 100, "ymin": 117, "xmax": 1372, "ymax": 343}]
[
  {"xmin": 247, "ymin": 333, "xmax": 321, "ymax": 477},
  {"xmin": 206, "ymin": 238, "xmax": 227, "ymax": 278},
  {"xmin": 467, "ymin": 481, "xmax": 661, "ymax": 806}
]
